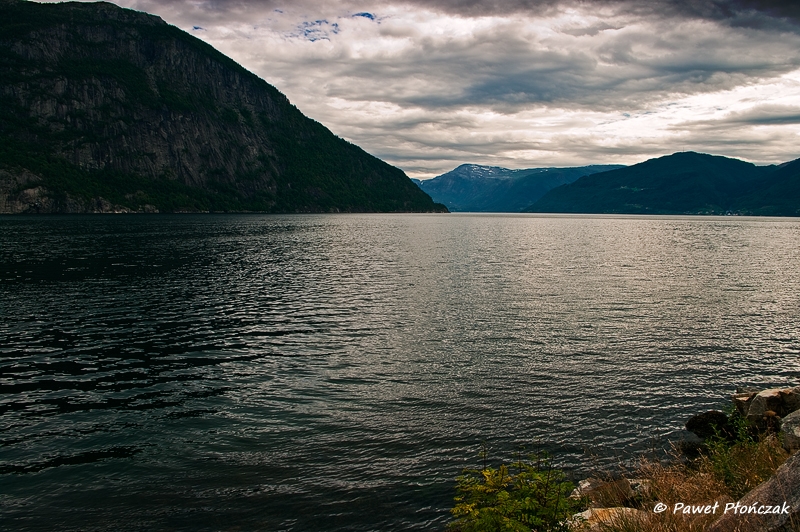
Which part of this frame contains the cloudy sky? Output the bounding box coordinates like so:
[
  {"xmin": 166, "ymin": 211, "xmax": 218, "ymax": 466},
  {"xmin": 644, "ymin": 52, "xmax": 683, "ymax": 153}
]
[{"xmin": 55, "ymin": 0, "xmax": 800, "ymax": 177}]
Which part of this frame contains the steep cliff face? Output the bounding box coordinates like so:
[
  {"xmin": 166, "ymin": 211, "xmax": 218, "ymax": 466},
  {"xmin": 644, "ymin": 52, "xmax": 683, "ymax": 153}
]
[{"xmin": 0, "ymin": 0, "xmax": 446, "ymax": 213}]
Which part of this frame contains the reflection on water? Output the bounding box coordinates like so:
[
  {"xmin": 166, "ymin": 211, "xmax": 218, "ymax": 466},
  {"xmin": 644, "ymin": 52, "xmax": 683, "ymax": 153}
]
[{"xmin": 1, "ymin": 214, "xmax": 799, "ymax": 531}]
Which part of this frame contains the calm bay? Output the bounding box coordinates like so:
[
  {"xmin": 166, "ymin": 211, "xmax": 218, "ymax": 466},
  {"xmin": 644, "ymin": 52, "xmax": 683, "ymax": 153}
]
[{"xmin": 1, "ymin": 213, "xmax": 799, "ymax": 530}]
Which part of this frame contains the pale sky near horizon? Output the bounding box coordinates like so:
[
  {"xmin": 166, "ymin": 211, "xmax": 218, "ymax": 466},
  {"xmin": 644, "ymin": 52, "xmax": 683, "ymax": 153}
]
[{"xmin": 42, "ymin": 0, "xmax": 800, "ymax": 178}]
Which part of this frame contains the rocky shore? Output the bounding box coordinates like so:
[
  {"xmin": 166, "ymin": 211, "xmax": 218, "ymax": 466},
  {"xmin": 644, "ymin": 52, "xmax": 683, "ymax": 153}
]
[{"xmin": 570, "ymin": 386, "xmax": 800, "ymax": 531}]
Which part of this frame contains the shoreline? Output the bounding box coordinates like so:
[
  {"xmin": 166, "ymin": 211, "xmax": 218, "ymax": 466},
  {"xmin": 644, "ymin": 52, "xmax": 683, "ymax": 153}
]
[{"xmin": 566, "ymin": 384, "xmax": 800, "ymax": 531}]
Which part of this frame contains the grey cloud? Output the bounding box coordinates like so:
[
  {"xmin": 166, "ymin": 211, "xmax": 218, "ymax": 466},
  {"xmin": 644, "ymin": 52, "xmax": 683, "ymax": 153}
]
[
  {"xmin": 125, "ymin": 0, "xmax": 800, "ymax": 25},
  {"xmin": 299, "ymin": 21, "xmax": 800, "ymax": 113},
  {"xmin": 740, "ymin": 114, "xmax": 800, "ymax": 126},
  {"xmin": 87, "ymin": 0, "xmax": 800, "ymax": 174},
  {"xmin": 137, "ymin": 0, "xmax": 800, "ymax": 26},
  {"xmin": 665, "ymin": 127, "xmax": 796, "ymax": 162},
  {"xmin": 671, "ymin": 105, "xmax": 800, "ymax": 130},
  {"xmin": 400, "ymin": 0, "xmax": 800, "ymax": 31},
  {"xmin": 719, "ymin": 105, "xmax": 800, "ymax": 126},
  {"xmin": 123, "ymin": 0, "xmax": 800, "ymax": 113},
  {"xmin": 561, "ymin": 22, "xmax": 621, "ymax": 37},
  {"xmin": 328, "ymin": 110, "xmax": 794, "ymax": 175},
  {"xmin": 733, "ymin": 0, "xmax": 800, "ymax": 20}
]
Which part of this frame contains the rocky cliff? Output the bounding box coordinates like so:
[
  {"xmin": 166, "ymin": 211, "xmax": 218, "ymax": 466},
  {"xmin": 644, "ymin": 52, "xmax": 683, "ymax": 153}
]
[{"xmin": 0, "ymin": 0, "xmax": 446, "ymax": 213}]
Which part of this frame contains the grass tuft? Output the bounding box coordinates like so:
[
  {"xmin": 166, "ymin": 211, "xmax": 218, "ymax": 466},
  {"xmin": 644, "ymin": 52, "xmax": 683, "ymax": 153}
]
[{"xmin": 598, "ymin": 432, "xmax": 788, "ymax": 532}]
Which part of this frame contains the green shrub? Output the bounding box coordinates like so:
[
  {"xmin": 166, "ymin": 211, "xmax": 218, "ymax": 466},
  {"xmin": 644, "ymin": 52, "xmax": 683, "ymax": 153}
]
[{"xmin": 449, "ymin": 449, "xmax": 581, "ymax": 532}]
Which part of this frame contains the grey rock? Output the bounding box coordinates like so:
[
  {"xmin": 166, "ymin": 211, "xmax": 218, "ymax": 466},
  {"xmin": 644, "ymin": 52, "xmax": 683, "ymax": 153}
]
[
  {"xmin": 781, "ymin": 410, "xmax": 800, "ymax": 452},
  {"xmin": 671, "ymin": 427, "xmax": 706, "ymax": 459},
  {"xmin": 747, "ymin": 389, "xmax": 784, "ymax": 421},
  {"xmin": 733, "ymin": 391, "xmax": 757, "ymax": 417},
  {"xmin": 747, "ymin": 387, "xmax": 800, "ymax": 420},
  {"xmin": 780, "ymin": 387, "xmax": 800, "ymax": 416}
]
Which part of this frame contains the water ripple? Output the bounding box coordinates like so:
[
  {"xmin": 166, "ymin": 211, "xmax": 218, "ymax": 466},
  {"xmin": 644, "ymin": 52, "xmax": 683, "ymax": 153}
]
[{"xmin": 1, "ymin": 214, "xmax": 800, "ymax": 531}]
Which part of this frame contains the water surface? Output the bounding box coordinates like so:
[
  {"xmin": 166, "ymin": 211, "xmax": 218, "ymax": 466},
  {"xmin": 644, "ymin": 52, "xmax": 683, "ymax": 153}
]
[{"xmin": 1, "ymin": 214, "xmax": 799, "ymax": 530}]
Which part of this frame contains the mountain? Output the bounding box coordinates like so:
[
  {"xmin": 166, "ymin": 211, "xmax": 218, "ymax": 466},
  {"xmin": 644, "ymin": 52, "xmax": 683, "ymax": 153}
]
[
  {"xmin": 416, "ymin": 164, "xmax": 624, "ymax": 212},
  {"xmin": 741, "ymin": 158, "xmax": 800, "ymax": 216},
  {"xmin": 0, "ymin": 0, "xmax": 446, "ymax": 213},
  {"xmin": 527, "ymin": 152, "xmax": 800, "ymax": 216}
]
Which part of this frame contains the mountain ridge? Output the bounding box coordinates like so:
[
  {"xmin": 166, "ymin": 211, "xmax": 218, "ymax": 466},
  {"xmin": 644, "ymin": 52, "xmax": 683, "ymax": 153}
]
[
  {"xmin": 417, "ymin": 163, "xmax": 624, "ymax": 212},
  {"xmin": 527, "ymin": 151, "xmax": 799, "ymax": 216},
  {"xmin": 0, "ymin": 0, "xmax": 446, "ymax": 213}
]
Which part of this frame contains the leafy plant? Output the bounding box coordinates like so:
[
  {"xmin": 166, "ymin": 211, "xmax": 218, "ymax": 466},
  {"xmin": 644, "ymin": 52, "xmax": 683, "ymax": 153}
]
[
  {"xmin": 703, "ymin": 412, "xmax": 786, "ymax": 499},
  {"xmin": 449, "ymin": 446, "xmax": 581, "ymax": 532}
]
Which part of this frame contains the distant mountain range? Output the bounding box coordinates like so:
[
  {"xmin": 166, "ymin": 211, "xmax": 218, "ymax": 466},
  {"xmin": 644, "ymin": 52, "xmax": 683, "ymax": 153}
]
[
  {"xmin": 416, "ymin": 152, "xmax": 800, "ymax": 216},
  {"xmin": 527, "ymin": 152, "xmax": 800, "ymax": 216},
  {"xmin": 414, "ymin": 164, "xmax": 624, "ymax": 212},
  {"xmin": 0, "ymin": 0, "xmax": 445, "ymax": 213}
]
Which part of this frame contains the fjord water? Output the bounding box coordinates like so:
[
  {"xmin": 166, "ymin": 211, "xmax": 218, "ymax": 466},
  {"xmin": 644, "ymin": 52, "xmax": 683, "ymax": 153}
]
[{"xmin": 2, "ymin": 214, "xmax": 799, "ymax": 531}]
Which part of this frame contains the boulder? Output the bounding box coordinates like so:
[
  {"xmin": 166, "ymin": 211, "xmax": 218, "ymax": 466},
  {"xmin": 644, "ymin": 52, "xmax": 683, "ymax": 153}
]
[
  {"xmin": 676, "ymin": 431, "xmax": 706, "ymax": 459},
  {"xmin": 747, "ymin": 389, "xmax": 784, "ymax": 421},
  {"xmin": 732, "ymin": 391, "xmax": 757, "ymax": 417},
  {"xmin": 686, "ymin": 410, "xmax": 729, "ymax": 439},
  {"xmin": 570, "ymin": 478, "xmax": 602, "ymax": 499},
  {"xmin": 782, "ymin": 409, "xmax": 800, "ymax": 452},
  {"xmin": 746, "ymin": 387, "xmax": 800, "ymax": 420},
  {"xmin": 707, "ymin": 451, "xmax": 800, "ymax": 532},
  {"xmin": 779, "ymin": 387, "xmax": 800, "ymax": 415}
]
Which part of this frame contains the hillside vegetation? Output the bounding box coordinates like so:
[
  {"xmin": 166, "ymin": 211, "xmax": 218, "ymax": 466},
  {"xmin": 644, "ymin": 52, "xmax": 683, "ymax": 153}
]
[
  {"xmin": 0, "ymin": 0, "xmax": 445, "ymax": 213},
  {"xmin": 527, "ymin": 152, "xmax": 800, "ymax": 216}
]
